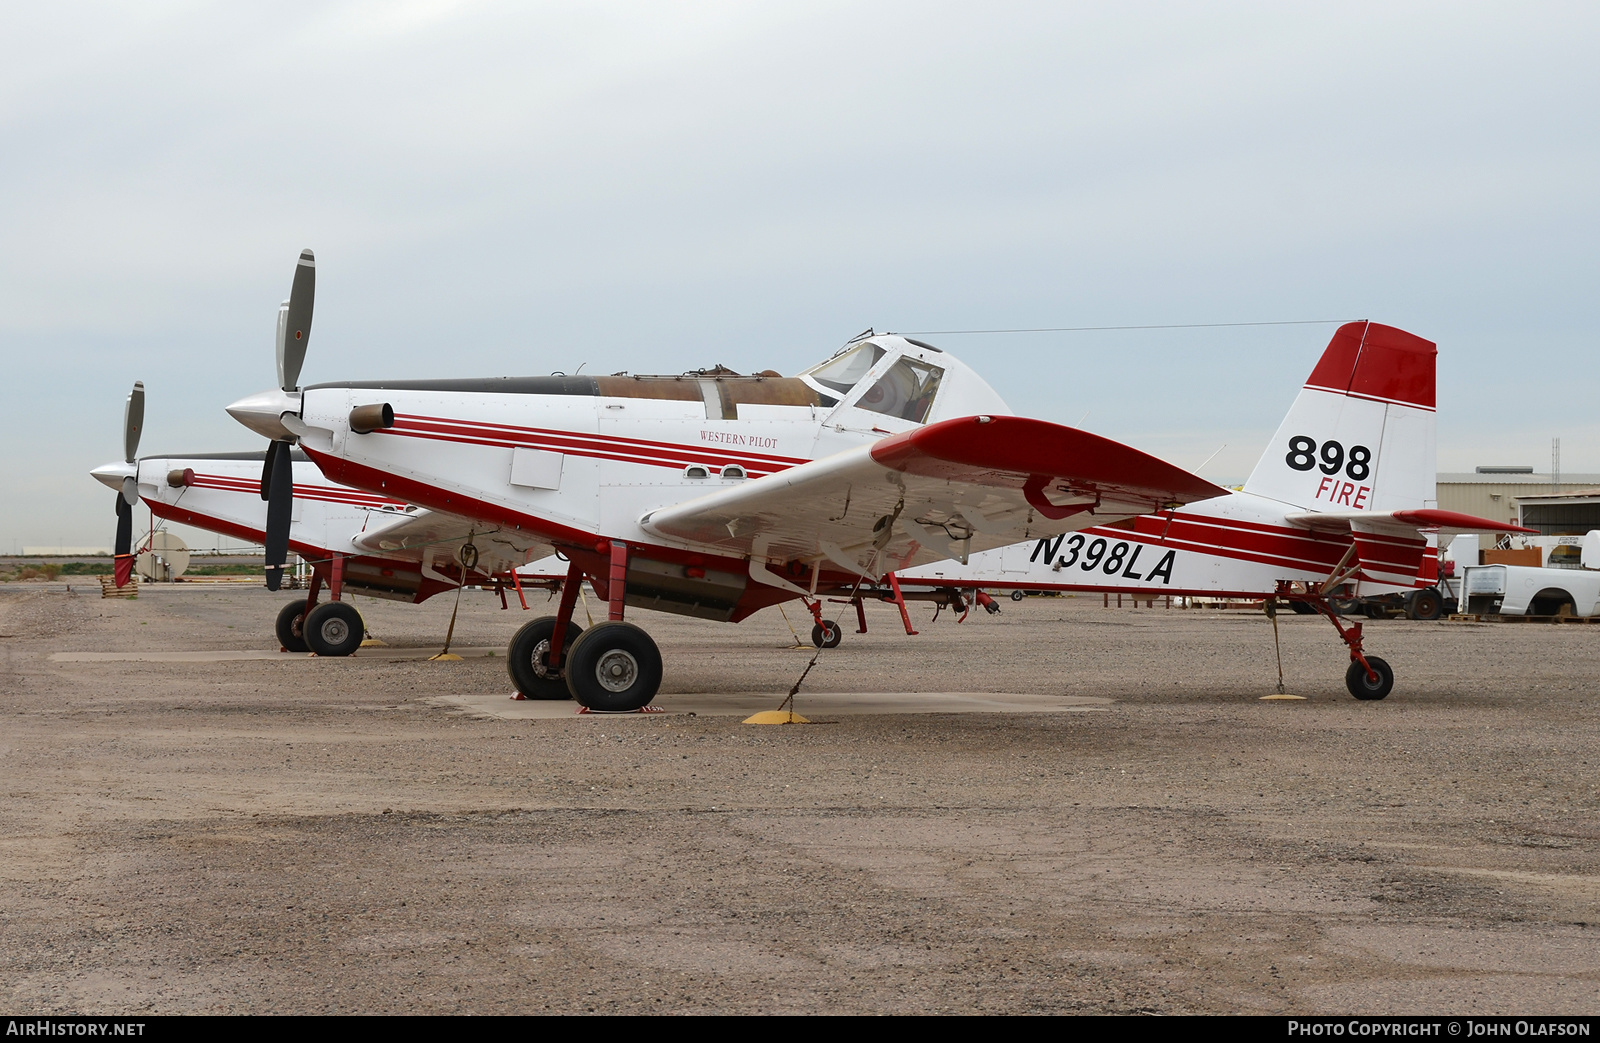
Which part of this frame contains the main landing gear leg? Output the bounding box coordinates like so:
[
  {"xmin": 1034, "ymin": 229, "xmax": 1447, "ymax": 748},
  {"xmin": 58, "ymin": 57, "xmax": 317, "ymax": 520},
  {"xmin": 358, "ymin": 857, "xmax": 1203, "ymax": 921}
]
[
  {"xmin": 507, "ymin": 557, "xmax": 585, "ymax": 700},
  {"xmin": 565, "ymin": 540, "xmax": 662, "ymax": 712}
]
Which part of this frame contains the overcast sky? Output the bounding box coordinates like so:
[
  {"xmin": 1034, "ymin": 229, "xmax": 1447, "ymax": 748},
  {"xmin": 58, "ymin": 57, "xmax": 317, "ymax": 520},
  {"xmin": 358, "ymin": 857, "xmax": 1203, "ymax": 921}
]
[{"xmin": 4, "ymin": 1, "xmax": 1598, "ymax": 551}]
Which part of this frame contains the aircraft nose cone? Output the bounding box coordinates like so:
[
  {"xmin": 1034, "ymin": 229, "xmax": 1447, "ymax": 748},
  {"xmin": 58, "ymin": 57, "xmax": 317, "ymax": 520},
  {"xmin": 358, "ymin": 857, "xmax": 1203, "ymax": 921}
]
[
  {"xmin": 226, "ymin": 388, "xmax": 302, "ymax": 441},
  {"xmin": 90, "ymin": 460, "xmax": 136, "ymax": 492}
]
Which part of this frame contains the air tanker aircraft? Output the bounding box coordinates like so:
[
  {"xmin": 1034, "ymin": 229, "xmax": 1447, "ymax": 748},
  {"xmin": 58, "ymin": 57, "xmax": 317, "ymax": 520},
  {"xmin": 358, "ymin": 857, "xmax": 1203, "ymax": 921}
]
[
  {"xmin": 223, "ymin": 253, "xmax": 1521, "ymax": 709},
  {"xmin": 227, "ymin": 251, "xmax": 1239, "ymax": 710}
]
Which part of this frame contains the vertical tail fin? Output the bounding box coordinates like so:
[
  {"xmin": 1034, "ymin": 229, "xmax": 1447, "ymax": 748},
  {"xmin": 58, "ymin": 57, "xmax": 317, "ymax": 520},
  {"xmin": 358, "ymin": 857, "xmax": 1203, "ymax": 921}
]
[{"xmin": 1243, "ymin": 322, "xmax": 1437, "ymax": 512}]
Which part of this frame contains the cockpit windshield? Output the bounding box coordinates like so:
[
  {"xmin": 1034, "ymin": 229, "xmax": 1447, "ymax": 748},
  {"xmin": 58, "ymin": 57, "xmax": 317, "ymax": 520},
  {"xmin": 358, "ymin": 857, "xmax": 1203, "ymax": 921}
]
[
  {"xmin": 801, "ymin": 343, "xmax": 885, "ymax": 394},
  {"xmin": 858, "ymin": 357, "xmax": 944, "ymax": 423}
]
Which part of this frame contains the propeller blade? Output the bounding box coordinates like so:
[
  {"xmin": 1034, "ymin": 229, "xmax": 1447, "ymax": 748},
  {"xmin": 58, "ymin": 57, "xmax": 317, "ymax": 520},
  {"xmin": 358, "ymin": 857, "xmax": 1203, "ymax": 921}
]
[
  {"xmin": 260, "ymin": 439, "xmax": 280, "ymax": 501},
  {"xmin": 114, "ymin": 492, "xmax": 133, "ymax": 556},
  {"xmin": 114, "ymin": 492, "xmax": 134, "ymax": 588},
  {"xmin": 277, "ymin": 249, "xmax": 315, "ymax": 391},
  {"xmin": 123, "ymin": 381, "xmax": 145, "ymax": 464},
  {"xmin": 263, "ymin": 440, "xmax": 294, "ymax": 591}
]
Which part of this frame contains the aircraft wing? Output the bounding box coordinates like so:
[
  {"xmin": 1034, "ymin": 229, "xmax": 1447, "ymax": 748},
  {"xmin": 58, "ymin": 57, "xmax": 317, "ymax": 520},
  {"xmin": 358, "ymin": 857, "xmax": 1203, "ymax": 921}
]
[
  {"xmin": 353, "ymin": 507, "xmax": 553, "ymax": 571},
  {"xmin": 639, "ymin": 415, "xmax": 1226, "ymax": 577},
  {"xmin": 1282, "ymin": 509, "xmax": 1534, "ymax": 587}
]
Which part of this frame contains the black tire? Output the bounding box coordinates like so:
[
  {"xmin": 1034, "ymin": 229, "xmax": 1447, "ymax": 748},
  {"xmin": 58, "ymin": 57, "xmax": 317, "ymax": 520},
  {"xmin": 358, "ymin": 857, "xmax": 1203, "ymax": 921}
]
[
  {"xmin": 1010, "ymin": 590, "xmax": 1025, "ymax": 602},
  {"xmin": 810, "ymin": 620, "xmax": 843, "ymax": 649},
  {"xmin": 304, "ymin": 601, "xmax": 364, "ymax": 657},
  {"xmin": 565, "ymin": 621, "xmax": 662, "ymax": 712},
  {"xmin": 1288, "ymin": 600, "xmax": 1317, "ymax": 615},
  {"xmin": 275, "ymin": 599, "xmax": 310, "ymax": 653},
  {"xmin": 1363, "ymin": 602, "xmax": 1386, "ymax": 620},
  {"xmin": 1345, "ymin": 656, "xmax": 1394, "ymax": 701},
  {"xmin": 1408, "ymin": 588, "xmax": 1444, "ymax": 621},
  {"xmin": 507, "ymin": 616, "xmax": 584, "ymax": 700},
  {"xmin": 1332, "ymin": 598, "xmax": 1363, "ymax": 616}
]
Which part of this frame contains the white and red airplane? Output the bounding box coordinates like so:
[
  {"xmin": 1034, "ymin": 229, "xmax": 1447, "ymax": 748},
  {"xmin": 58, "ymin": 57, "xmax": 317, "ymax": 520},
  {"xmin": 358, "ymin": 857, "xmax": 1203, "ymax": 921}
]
[
  {"xmin": 91, "ymin": 382, "xmax": 564, "ymax": 656},
  {"xmin": 902, "ymin": 320, "xmax": 1534, "ymax": 695},
  {"xmin": 222, "ymin": 252, "xmax": 1518, "ymax": 707},
  {"xmin": 225, "ymin": 252, "xmax": 1227, "ymax": 710}
]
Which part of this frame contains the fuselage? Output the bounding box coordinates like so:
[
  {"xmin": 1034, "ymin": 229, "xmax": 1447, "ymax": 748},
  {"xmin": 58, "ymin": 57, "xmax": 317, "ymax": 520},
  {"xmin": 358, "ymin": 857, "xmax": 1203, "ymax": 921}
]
[
  {"xmin": 251, "ymin": 337, "xmax": 1019, "ymax": 620},
  {"xmin": 901, "ymin": 489, "xmax": 1427, "ymax": 599}
]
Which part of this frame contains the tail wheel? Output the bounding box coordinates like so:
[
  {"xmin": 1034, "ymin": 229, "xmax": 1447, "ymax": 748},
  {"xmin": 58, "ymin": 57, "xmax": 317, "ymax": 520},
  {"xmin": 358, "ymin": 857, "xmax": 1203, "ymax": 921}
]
[
  {"xmin": 507, "ymin": 616, "xmax": 583, "ymax": 700},
  {"xmin": 1345, "ymin": 656, "xmax": 1394, "ymax": 701},
  {"xmin": 304, "ymin": 601, "xmax": 364, "ymax": 657},
  {"xmin": 275, "ymin": 599, "xmax": 310, "ymax": 653},
  {"xmin": 565, "ymin": 621, "xmax": 662, "ymax": 712},
  {"xmin": 811, "ymin": 620, "xmax": 843, "ymax": 648}
]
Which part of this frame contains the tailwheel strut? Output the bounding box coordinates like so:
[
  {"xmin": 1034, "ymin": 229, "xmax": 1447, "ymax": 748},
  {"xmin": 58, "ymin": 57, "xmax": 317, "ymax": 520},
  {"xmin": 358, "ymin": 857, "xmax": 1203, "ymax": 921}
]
[{"xmin": 1278, "ymin": 580, "xmax": 1394, "ymax": 701}]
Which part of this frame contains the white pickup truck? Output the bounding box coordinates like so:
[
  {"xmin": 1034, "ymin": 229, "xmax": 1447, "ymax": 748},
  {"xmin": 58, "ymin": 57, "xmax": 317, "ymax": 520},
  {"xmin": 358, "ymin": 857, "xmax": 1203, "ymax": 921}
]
[
  {"xmin": 1461, "ymin": 564, "xmax": 1600, "ymax": 616},
  {"xmin": 1462, "ymin": 542, "xmax": 1600, "ymax": 616}
]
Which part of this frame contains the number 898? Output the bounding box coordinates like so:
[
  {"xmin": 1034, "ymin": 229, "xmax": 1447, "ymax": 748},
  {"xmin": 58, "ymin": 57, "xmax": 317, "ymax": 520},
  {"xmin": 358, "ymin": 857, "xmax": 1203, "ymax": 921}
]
[{"xmin": 1285, "ymin": 435, "xmax": 1371, "ymax": 481}]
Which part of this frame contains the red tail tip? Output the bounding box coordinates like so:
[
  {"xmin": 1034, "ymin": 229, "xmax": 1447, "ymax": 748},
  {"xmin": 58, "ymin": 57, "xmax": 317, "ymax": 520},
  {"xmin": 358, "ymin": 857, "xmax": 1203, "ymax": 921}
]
[{"xmin": 1304, "ymin": 321, "xmax": 1436, "ymax": 410}]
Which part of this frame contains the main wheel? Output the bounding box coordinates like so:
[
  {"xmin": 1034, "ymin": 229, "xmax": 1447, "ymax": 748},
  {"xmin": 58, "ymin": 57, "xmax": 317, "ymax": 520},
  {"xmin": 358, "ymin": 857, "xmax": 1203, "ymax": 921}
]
[
  {"xmin": 1407, "ymin": 588, "xmax": 1444, "ymax": 620},
  {"xmin": 1010, "ymin": 590, "xmax": 1025, "ymax": 602},
  {"xmin": 565, "ymin": 621, "xmax": 663, "ymax": 712},
  {"xmin": 1288, "ymin": 600, "xmax": 1317, "ymax": 615},
  {"xmin": 1345, "ymin": 656, "xmax": 1394, "ymax": 701},
  {"xmin": 811, "ymin": 620, "xmax": 843, "ymax": 648},
  {"xmin": 275, "ymin": 599, "xmax": 310, "ymax": 653},
  {"xmin": 304, "ymin": 601, "xmax": 364, "ymax": 657},
  {"xmin": 507, "ymin": 616, "xmax": 584, "ymax": 700}
]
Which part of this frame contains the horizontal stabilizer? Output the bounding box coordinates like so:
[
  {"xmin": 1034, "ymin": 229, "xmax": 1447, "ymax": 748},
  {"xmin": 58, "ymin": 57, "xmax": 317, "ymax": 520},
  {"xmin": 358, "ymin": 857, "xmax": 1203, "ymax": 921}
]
[
  {"xmin": 1286, "ymin": 509, "xmax": 1534, "ymax": 588},
  {"xmin": 1284, "ymin": 508, "xmax": 1535, "ymax": 536}
]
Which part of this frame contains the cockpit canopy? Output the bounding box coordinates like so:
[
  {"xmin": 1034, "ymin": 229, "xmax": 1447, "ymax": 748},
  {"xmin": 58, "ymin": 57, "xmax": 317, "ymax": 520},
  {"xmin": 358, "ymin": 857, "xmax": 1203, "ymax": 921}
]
[{"xmin": 799, "ymin": 335, "xmax": 1009, "ymax": 425}]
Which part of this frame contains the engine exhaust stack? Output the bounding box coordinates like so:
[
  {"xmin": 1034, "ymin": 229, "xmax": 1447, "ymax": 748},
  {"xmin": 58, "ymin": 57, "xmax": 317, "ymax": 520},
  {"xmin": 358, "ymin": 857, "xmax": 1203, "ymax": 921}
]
[{"xmin": 349, "ymin": 403, "xmax": 395, "ymax": 434}]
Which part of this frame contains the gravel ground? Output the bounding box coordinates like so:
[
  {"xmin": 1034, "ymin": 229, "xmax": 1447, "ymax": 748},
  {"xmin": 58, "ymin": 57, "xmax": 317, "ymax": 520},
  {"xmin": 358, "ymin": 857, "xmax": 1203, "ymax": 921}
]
[{"xmin": 1, "ymin": 584, "xmax": 1597, "ymax": 1014}]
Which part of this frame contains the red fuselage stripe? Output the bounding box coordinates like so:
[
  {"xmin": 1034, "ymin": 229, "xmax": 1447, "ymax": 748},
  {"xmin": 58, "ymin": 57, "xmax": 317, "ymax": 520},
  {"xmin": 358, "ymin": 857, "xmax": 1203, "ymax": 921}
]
[
  {"xmin": 187, "ymin": 474, "xmax": 406, "ymax": 508},
  {"xmin": 387, "ymin": 414, "xmax": 810, "ymax": 471},
  {"xmin": 378, "ymin": 425, "xmax": 784, "ymax": 478}
]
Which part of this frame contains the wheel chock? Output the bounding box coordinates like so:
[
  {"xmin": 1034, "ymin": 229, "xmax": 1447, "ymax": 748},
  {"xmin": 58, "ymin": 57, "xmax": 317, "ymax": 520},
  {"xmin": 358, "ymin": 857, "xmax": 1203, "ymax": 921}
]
[
  {"xmin": 426, "ymin": 652, "xmax": 464, "ymax": 661},
  {"xmin": 742, "ymin": 710, "xmax": 811, "ymax": 725},
  {"xmin": 360, "ymin": 637, "xmax": 388, "ymax": 647},
  {"xmin": 1259, "ymin": 693, "xmax": 1307, "ymax": 701}
]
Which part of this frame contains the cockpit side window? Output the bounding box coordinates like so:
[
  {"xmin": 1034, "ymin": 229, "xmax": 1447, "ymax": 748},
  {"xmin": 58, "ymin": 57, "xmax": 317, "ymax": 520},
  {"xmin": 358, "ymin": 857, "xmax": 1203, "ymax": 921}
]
[
  {"xmin": 857, "ymin": 358, "xmax": 944, "ymax": 423},
  {"xmin": 801, "ymin": 343, "xmax": 885, "ymax": 395}
]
